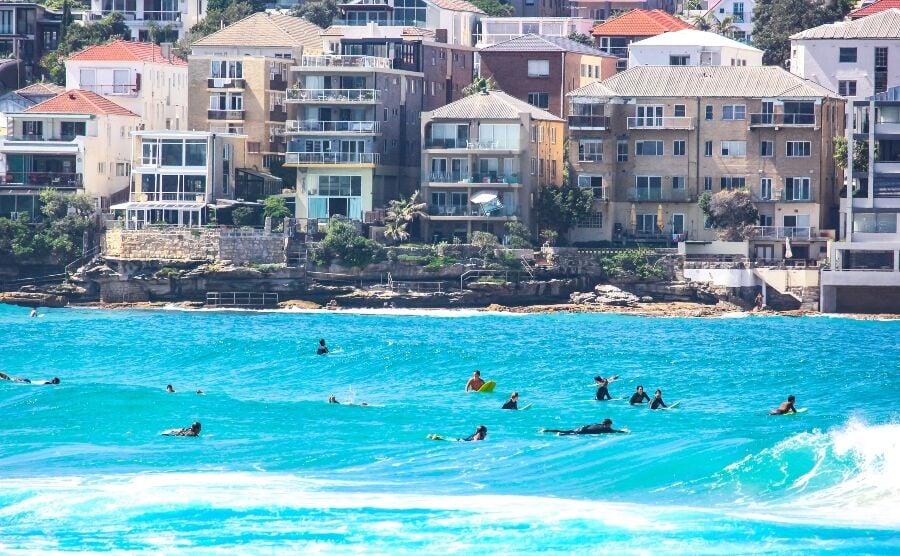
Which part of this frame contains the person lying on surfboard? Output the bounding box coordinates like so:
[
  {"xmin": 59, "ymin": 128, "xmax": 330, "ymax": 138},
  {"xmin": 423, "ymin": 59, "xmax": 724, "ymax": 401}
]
[
  {"xmin": 769, "ymin": 395, "xmax": 797, "ymax": 415},
  {"xmin": 594, "ymin": 375, "xmax": 619, "ymax": 400},
  {"xmin": 463, "ymin": 425, "xmax": 487, "ymax": 441},
  {"xmin": 465, "ymin": 370, "xmax": 486, "ymax": 392},
  {"xmin": 0, "ymin": 372, "xmax": 59, "ymax": 385},
  {"xmin": 541, "ymin": 419, "xmax": 627, "ymax": 436},
  {"xmin": 162, "ymin": 422, "xmax": 201, "ymax": 437},
  {"xmin": 629, "ymin": 385, "xmax": 651, "ymax": 405},
  {"xmin": 649, "ymin": 389, "xmax": 668, "ymax": 410},
  {"xmin": 502, "ymin": 392, "xmax": 519, "ymax": 409}
]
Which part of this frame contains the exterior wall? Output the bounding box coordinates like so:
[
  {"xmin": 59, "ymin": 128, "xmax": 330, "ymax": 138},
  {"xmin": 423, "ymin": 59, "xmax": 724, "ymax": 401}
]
[
  {"xmin": 570, "ymin": 53, "xmax": 619, "ymax": 89},
  {"xmin": 791, "ymin": 38, "xmax": 900, "ymax": 103},
  {"xmin": 628, "ymin": 44, "xmax": 763, "ymax": 67},
  {"xmin": 570, "ymin": 0, "xmax": 678, "ymax": 21},
  {"xmin": 476, "ymin": 17, "xmax": 595, "ymax": 47},
  {"xmin": 104, "ymin": 226, "xmax": 285, "ymax": 264},
  {"xmin": 706, "ymin": 0, "xmax": 755, "ymax": 42},
  {"xmin": 424, "ymin": 5, "xmax": 480, "ymax": 47},
  {"xmin": 87, "ymin": 0, "xmax": 208, "ymax": 40},
  {"xmin": 422, "ymin": 43, "xmax": 475, "ymax": 111},
  {"xmin": 506, "ymin": 0, "xmax": 570, "ymax": 18},
  {"xmin": 83, "ymin": 113, "xmax": 140, "ymax": 199},
  {"xmin": 0, "ymin": 4, "xmax": 62, "ymax": 82}
]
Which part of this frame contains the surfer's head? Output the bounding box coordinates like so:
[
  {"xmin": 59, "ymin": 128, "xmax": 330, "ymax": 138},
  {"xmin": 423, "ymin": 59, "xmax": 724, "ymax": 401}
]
[
  {"xmin": 191, "ymin": 422, "xmax": 201, "ymax": 433},
  {"xmin": 788, "ymin": 395, "xmax": 795, "ymax": 403},
  {"xmin": 319, "ymin": 339, "xmax": 326, "ymax": 346},
  {"xmin": 473, "ymin": 370, "xmax": 480, "ymax": 377},
  {"xmin": 636, "ymin": 385, "xmax": 644, "ymax": 392},
  {"xmin": 477, "ymin": 425, "xmax": 487, "ymax": 434},
  {"xmin": 602, "ymin": 419, "xmax": 613, "ymax": 426},
  {"xmin": 50, "ymin": 377, "xmax": 59, "ymax": 384},
  {"xmin": 655, "ymin": 389, "xmax": 662, "ymax": 397},
  {"xmin": 594, "ymin": 375, "xmax": 603, "ymax": 382}
]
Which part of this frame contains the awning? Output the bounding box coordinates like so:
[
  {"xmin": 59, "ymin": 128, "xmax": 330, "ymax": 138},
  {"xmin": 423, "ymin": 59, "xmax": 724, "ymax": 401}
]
[
  {"xmin": 110, "ymin": 201, "xmax": 208, "ymax": 211},
  {"xmin": 0, "ymin": 143, "xmax": 79, "ymax": 154},
  {"xmin": 471, "ymin": 190, "xmax": 498, "ymax": 204}
]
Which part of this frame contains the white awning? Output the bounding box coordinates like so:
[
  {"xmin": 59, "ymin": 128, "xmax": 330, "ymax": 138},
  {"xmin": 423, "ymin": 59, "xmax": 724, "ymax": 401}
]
[
  {"xmin": 111, "ymin": 201, "xmax": 208, "ymax": 211},
  {"xmin": 0, "ymin": 143, "xmax": 79, "ymax": 155},
  {"xmin": 471, "ymin": 190, "xmax": 498, "ymax": 204}
]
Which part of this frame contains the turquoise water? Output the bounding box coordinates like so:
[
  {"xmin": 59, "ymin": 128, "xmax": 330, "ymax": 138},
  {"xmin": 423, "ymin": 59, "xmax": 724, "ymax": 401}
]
[{"xmin": 0, "ymin": 305, "xmax": 898, "ymax": 554}]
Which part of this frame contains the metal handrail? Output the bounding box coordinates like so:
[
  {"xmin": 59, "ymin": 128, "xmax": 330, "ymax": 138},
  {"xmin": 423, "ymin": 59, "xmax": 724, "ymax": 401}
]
[{"xmin": 286, "ymin": 88, "xmax": 379, "ymax": 102}]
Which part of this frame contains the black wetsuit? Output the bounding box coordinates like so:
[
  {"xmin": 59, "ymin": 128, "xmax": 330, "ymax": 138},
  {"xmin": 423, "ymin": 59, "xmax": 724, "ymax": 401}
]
[
  {"xmin": 502, "ymin": 399, "xmax": 518, "ymax": 410},
  {"xmin": 650, "ymin": 397, "xmax": 667, "ymax": 409},
  {"xmin": 544, "ymin": 424, "xmax": 625, "ymax": 435},
  {"xmin": 462, "ymin": 432, "xmax": 485, "ymax": 441},
  {"xmin": 630, "ymin": 391, "xmax": 651, "ymax": 405},
  {"xmin": 317, "ymin": 346, "xmax": 328, "ymax": 355},
  {"xmin": 596, "ymin": 384, "xmax": 611, "ymax": 400}
]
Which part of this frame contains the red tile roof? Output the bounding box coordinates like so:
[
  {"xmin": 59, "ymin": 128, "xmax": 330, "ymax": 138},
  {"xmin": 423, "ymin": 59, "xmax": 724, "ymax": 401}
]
[
  {"xmin": 25, "ymin": 90, "xmax": 139, "ymax": 117},
  {"xmin": 592, "ymin": 9, "xmax": 694, "ymax": 37},
  {"xmin": 67, "ymin": 39, "xmax": 187, "ymax": 66},
  {"xmin": 849, "ymin": 0, "xmax": 900, "ymax": 18}
]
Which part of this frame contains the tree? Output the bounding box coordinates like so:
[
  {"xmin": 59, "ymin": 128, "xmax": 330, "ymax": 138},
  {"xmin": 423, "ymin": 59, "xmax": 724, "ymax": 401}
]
[
  {"xmin": 231, "ymin": 206, "xmax": 260, "ymax": 227},
  {"xmin": 692, "ymin": 16, "xmax": 712, "ymax": 31},
  {"xmin": 535, "ymin": 184, "xmax": 594, "ymax": 238},
  {"xmin": 292, "ymin": 0, "xmax": 339, "ymax": 29},
  {"xmin": 40, "ymin": 12, "xmax": 131, "ymax": 83},
  {"xmin": 469, "ymin": 0, "xmax": 514, "ymax": 16},
  {"xmin": 383, "ymin": 191, "xmax": 426, "ymax": 243},
  {"xmin": 833, "ymin": 136, "xmax": 872, "ymax": 173},
  {"xmin": 189, "ymin": 2, "xmax": 255, "ymax": 37},
  {"xmin": 0, "ymin": 190, "xmax": 95, "ymax": 264},
  {"xmin": 714, "ymin": 15, "xmax": 735, "ymax": 37},
  {"xmin": 567, "ymin": 32, "xmax": 593, "ymax": 46},
  {"xmin": 504, "ymin": 222, "xmax": 531, "ymax": 249},
  {"xmin": 39, "ymin": 189, "xmax": 94, "ymax": 220},
  {"xmin": 469, "ymin": 231, "xmax": 498, "ymax": 260},
  {"xmin": 753, "ymin": 0, "xmax": 853, "ymax": 66},
  {"xmin": 263, "ymin": 196, "xmax": 291, "ymax": 221},
  {"xmin": 462, "ymin": 76, "xmax": 498, "ymax": 96},
  {"xmin": 314, "ymin": 219, "xmax": 383, "ymax": 268},
  {"xmin": 698, "ymin": 190, "xmax": 759, "ymax": 241}
]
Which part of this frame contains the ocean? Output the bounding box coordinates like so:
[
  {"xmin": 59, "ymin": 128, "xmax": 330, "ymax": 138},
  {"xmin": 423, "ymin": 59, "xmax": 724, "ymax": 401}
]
[{"xmin": 0, "ymin": 304, "xmax": 898, "ymax": 554}]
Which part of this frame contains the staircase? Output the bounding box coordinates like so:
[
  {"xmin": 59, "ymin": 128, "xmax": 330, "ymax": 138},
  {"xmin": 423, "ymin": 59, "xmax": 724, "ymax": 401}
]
[{"xmin": 520, "ymin": 256, "xmax": 535, "ymax": 279}]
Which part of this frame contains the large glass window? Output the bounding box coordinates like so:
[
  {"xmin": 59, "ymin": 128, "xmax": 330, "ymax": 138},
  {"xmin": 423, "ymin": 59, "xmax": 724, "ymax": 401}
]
[
  {"xmin": 185, "ymin": 141, "xmax": 207, "ymax": 166},
  {"xmin": 839, "ymin": 47, "xmax": 857, "ymax": 63},
  {"xmin": 578, "ymin": 140, "xmax": 603, "ymax": 162},
  {"xmin": 853, "ymin": 212, "xmax": 897, "ymax": 233},
  {"xmin": 430, "ymin": 123, "xmax": 468, "ymax": 148},
  {"xmin": 141, "ymin": 141, "xmax": 158, "ymax": 165},
  {"xmin": 577, "ymin": 175, "xmax": 603, "ymax": 198},
  {"xmin": 785, "ymin": 177, "xmax": 811, "ymax": 200},
  {"xmin": 635, "ymin": 176, "xmax": 662, "ymax": 200},
  {"xmin": 161, "ymin": 140, "xmax": 183, "ymax": 166},
  {"xmin": 527, "ymin": 59, "xmax": 550, "ymax": 77},
  {"xmin": 478, "ymin": 124, "xmax": 519, "ymax": 149}
]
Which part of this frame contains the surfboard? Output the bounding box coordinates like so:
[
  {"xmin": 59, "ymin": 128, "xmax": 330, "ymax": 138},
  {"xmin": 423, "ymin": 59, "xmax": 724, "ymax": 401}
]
[
  {"xmin": 595, "ymin": 397, "xmax": 625, "ymax": 402},
  {"xmin": 427, "ymin": 434, "xmax": 456, "ymax": 441},
  {"xmin": 586, "ymin": 378, "xmax": 619, "ymax": 387},
  {"xmin": 650, "ymin": 401, "xmax": 681, "ymax": 410},
  {"xmin": 782, "ymin": 407, "xmax": 808, "ymax": 415},
  {"xmin": 519, "ymin": 403, "xmax": 533, "ymax": 411},
  {"xmin": 476, "ymin": 380, "xmax": 496, "ymax": 393}
]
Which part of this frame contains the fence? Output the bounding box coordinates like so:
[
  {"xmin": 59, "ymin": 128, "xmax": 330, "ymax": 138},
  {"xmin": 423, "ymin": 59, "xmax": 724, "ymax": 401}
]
[{"xmin": 206, "ymin": 292, "xmax": 279, "ymax": 308}]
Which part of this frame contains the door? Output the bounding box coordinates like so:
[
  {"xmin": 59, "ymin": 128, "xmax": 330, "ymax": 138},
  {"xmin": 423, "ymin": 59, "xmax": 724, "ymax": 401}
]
[
  {"xmin": 760, "ymin": 101, "xmax": 774, "ymax": 125},
  {"xmin": 636, "ymin": 105, "xmax": 663, "ymax": 127},
  {"xmin": 672, "ymin": 214, "xmax": 685, "ymax": 234},
  {"xmin": 755, "ymin": 245, "xmax": 774, "ymax": 262}
]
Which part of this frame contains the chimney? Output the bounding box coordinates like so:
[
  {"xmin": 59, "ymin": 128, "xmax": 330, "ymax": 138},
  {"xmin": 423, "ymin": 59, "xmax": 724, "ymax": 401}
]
[
  {"xmin": 160, "ymin": 42, "xmax": 173, "ymax": 62},
  {"xmin": 435, "ymin": 29, "xmax": 448, "ymax": 44}
]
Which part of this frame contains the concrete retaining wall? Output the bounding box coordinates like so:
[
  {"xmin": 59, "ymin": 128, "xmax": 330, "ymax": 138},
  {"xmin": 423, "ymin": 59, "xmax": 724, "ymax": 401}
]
[{"xmin": 104, "ymin": 228, "xmax": 285, "ymax": 264}]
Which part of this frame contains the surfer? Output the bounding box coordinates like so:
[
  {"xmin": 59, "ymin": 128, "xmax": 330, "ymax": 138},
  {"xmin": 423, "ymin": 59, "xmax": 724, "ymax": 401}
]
[
  {"xmin": 629, "ymin": 385, "xmax": 651, "ymax": 405},
  {"xmin": 162, "ymin": 422, "xmax": 201, "ymax": 437},
  {"xmin": 465, "ymin": 370, "xmax": 486, "ymax": 392},
  {"xmin": 769, "ymin": 395, "xmax": 797, "ymax": 415},
  {"xmin": 594, "ymin": 374, "xmax": 618, "ymax": 400},
  {"xmin": 317, "ymin": 339, "xmax": 328, "ymax": 355},
  {"xmin": 0, "ymin": 372, "xmax": 58, "ymax": 384},
  {"xmin": 30, "ymin": 308, "xmax": 38, "ymax": 318},
  {"xmin": 502, "ymin": 392, "xmax": 519, "ymax": 410},
  {"xmin": 328, "ymin": 394, "xmax": 339, "ymax": 403},
  {"xmin": 462, "ymin": 425, "xmax": 487, "ymax": 441},
  {"xmin": 166, "ymin": 384, "xmax": 176, "ymax": 393},
  {"xmin": 649, "ymin": 389, "xmax": 668, "ymax": 410},
  {"xmin": 541, "ymin": 418, "xmax": 627, "ymax": 436}
]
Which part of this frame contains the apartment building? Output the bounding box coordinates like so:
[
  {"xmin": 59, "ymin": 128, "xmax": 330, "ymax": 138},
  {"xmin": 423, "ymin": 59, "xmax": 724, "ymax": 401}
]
[
  {"xmin": 591, "ymin": 9, "xmax": 693, "ymax": 71},
  {"xmin": 701, "ymin": 0, "xmax": 755, "ymax": 43},
  {"xmin": 0, "ymin": 82, "xmax": 64, "ymax": 135},
  {"xmin": 570, "ymin": 0, "xmax": 678, "ymax": 22},
  {"xmin": 338, "ymin": 0, "xmax": 484, "ymax": 46},
  {"xmin": 475, "ymin": 17, "xmax": 594, "ymax": 48},
  {"xmin": 566, "ymin": 65, "xmax": 845, "ymax": 262},
  {"xmin": 790, "ymin": 9, "xmax": 900, "ymax": 104},
  {"xmin": 0, "ymin": 90, "xmax": 140, "ymax": 218},
  {"xmin": 112, "ymin": 130, "xmax": 247, "ymax": 227},
  {"xmin": 188, "ymin": 12, "xmax": 324, "ymax": 175},
  {"xmin": 420, "ymin": 90, "xmax": 565, "ymax": 241},
  {"xmin": 478, "ymin": 35, "xmax": 617, "ymax": 118},
  {"xmin": 65, "ymin": 39, "xmax": 188, "ymax": 131},
  {"xmin": 821, "ymin": 86, "xmax": 900, "ymax": 313},
  {"xmin": 86, "ymin": 0, "xmax": 206, "ymax": 42},
  {"xmin": 0, "ymin": 2, "xmax": 66, "ymax": 86},
  {"xmin": 287, "ymin": 25, "xmax": 474, "ymax": 224},
  {"xmin": 627, "ymin": 29, "xmax": 762, "ymax": 68}
]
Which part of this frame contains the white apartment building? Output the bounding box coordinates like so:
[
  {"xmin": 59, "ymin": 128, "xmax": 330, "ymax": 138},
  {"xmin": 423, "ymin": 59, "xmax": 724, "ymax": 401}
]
[
  {"xmin": 0, "ymin": 90, "xmax": 140, "ymax": 216},
  {"xmin": 87, "ymin": 0, "xmax": 207, "ymax": 41},
  {"xmin": 65, "ymin": 39, "xmax": 189, "ymax": 131},
  {"xmin": 475, "ymin": 17, "xmax": 594, "ymax": 47},
  {"xmin": 702, "ymin": 0, "xmax": 755, "ymax": 43},
  {"xmin": 790, "ymin": 9, "xmax": 900, "ymax": 104},
  {"xmin": 628, "ymin": 29, "xmax": 762, "ymax": 68}
]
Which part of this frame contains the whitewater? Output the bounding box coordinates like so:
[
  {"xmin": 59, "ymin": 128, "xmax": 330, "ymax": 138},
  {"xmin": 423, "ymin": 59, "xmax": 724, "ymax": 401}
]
[{"xmin": 0, "ymin": 305, "xmax": 897, "ymax": 554}]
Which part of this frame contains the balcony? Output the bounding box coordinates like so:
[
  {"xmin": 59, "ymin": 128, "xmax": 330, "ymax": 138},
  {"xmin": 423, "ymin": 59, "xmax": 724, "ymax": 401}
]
[
  {"xmin": 6, "ymin": 134, "xmax": 83, "ymax": 142},
  {"xmin": 427, "ymin": 205, "xmax": 520, "ymax": 218},
  {"xmin": 210, "ymin": 126, "xmax": 243, "ymax": 134},
  {"xmin": 286, "ymin": 88, "xmax": 379, "ymax": 103},
  {"xmin": 208, "ymin": 109, "xmax": 245, "ymax": 120},
  {"xmin": 294, "ymin": 55, "xmax": 393, "ymax": 70},
  {"xmin": 627, "ymin": 117, "xmax": 694, "ymax": 130},
  {"xmin": 626, "ymin": 189, "xmax": 695, "ymax": 202},
  {"xmin": 428, "ymin": 172, "xmax": 519, "ymax": 185},
  {"xmin": 425, "ymin": 139, "xmax": 519, "ymax": 151},
  {"xmin": 753, "ymin": 226, "xmax": 816, "ymax": 240},
  {"xmin": 286, "ymin": 120, "xmax": 380, "ymax": 134},
  {"xmin": 568, "ymin": 115, "xmax": 610, "ymax": 130},
  {"xmin": 207, "ymin": 78, "xmax": 245, "ymax": 89},
  {"xmin": 284, "ymin": 152, "xmax": 380, "ymax": 165},
  {"xmin": 749, "ymin": 113, "xmax": 817, "ymax": 127},
  {"xmin": 142, "ymin": 11, "xmax": 182, "ymax": 22},
  {"xmin": 0, "ymin": 172, "xmax": 83, "ymax": 188},
  {"xmin": 270, "ymin": 106, "xmax": 288, "ymax": 122},
  {"xmin": 269, "ymin": 76, "xmax": 288, "ymax": 91},
  {"xmin": 601, "ymin": 47, "xmax": 628, "ymax": 58},
  {"xmin": 81, "ymin": 84, "xmax": 139, "ymax": 96}
]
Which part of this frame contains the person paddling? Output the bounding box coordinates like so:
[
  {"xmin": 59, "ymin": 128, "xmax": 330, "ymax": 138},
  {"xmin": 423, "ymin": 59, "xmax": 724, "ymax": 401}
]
[
  {"xmin": 649, "ymin": 389, "xmax": 668, "ymax": 410},
  {"xmin": 162, "ymin": 422, "xmax": 201, "ymax": 437},
  {"xmin": 541, "ymin": 418, "xmax": 628, "ymax": 436},
  {"xmin": 465, "ymin": 370, "xmax": 486, "ymax": 392},
  {"xmin": 317, "ymin": 339, "xmax": 329, "ymax": 355},
  {"xmin": 769, "ymin": 395, "xmax": 797, "ymax": 415}
]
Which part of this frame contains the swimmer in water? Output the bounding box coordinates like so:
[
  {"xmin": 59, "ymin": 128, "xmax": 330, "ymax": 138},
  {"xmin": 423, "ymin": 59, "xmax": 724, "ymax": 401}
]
[
  {"xmin": 162, "ymin": 422, "xmax": 201, "ymax": 437},
  {"xmin": 541, "ymin": 418, "xmax": 627, "ymax": 436},
  {"xmin": 465, "ymin": 370, "xmax": 486, "ymax": 392},
  {"xmin": 594, "ymin": 374, "xmax": 619, "ymax": 401},
  {"xmin": 649, "ymin": 389, "xmax": 668, "ymax": 410},
  {"xmin": 317, "ymin": 339, "xmax": 328, "ymax": 355},
  {"xmin": 769, "ymin": 395, "xmax": 797, "ymax": 415},
  {"xmin": 328, "ymin": 394, "xmax": 339, "ymax": 403},
  {"xmin": 30, "ymin": 308, "xmax": 37, "ymax": 318},
  {"xmin": 629, "ymin": 385, "xmax": 651, "ymax": 405},
  {"xmin": 166, "ymin": 384, "xmax": 175, "ymax": 393},
  {"xmin": 462, "ymin": 425, "xmax": 487, "ymax": 441},
  {"xmin": 502, "ymin": 392, "xmax": 519, "ymax": 410},
  {"xmin": 0, "ymin": 372, "xmax": 58, "ymax": 384}
]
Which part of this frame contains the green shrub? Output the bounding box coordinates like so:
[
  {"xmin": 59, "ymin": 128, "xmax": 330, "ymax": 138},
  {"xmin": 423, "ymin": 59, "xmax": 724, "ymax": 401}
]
[
  {"xmin": 424, "ymin": 255, "xmax": 457, "ymax": 270},
  {"xmin": 313, "ymin": 219, "xmax": 383, "ymax": 268},
  {"xmin": 156, "ymin": 267, "xmax": 181, "ymax": 279},
  {"xmin": 247, "ymin": 262, "xmax": 284, "ymax": 272},
  {"xmin": 504, "ymin": 222, "xmax": 532, "ymax": 249},
  {"xmin": 397, "ymin": 254, "xmax": 429, "ymax": 264},
  {"xmin": 600, "ymin": 249, "xmax": 667, "ymax": 280},
  {"xmin": 231, "ymin": 206, "xmax": 260, "ymax": 227}
]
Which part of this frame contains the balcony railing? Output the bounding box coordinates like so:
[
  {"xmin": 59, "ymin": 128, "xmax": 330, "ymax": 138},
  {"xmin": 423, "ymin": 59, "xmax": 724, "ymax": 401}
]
[
  {"xmin": 627, "ymin": 117, "xmax": 694, "ymax": 130},
  {"xmin": 210, "ymin": 126, "xmax": 243, "ymax": 134},
  {"xmin": 626, "ymin": 189, "xmax": 695, "ymax": 202},
  {"xmin": 207, "ymin": 78, "xmax": 245, "ymax": 89},
  {"xmin": 285, "ymin": 152, "xmax": 380, "ymax": 164},
  {"xmin": 208, "ymin": 109, "xmax": 245, "ymax": 120},
  {"xmin": 753, "ymin": 226, "xmax": 815, "ymax": 240},
  {"xmin": 0, "ymin": 172, "xmax": 83, "ymax": 187},
  {"xmin": 428, "ymin": 205, "xmax": 520, "ymax": 217},
  {"xmin": 749, "ymin": 113, "xmax": 817, "ymax": 127},
  {"xmin": 600, "ymin": 47, "xmax": 628, "ymax": 58},
  {"xmin": 286, "ymin": 120, "xmax": 380, "ymax": 134},
  {"xmin": 142, "ymin": 11, "xmax": 182, "ymax": 22},
  {"xmin": 426, "ymin": 139, "xmax": 518, "ymax": 150},
  {"xmin": 429, "ymin": 172, "xmax": 519, "ymax": 184},
  {"xmin": 568, "ymin": 115, "xmax": 610, "ymax": 129},
  {"xmin": 6, "ymin": 134, "xmax": 83, "ymax": 142},
  {"xmin": 296, "ymin": 55, "xmax": 393, "ymax": 69},
  {"xmin": 82, "ymin": 84, "xmax": 139, "ymax": 96},
  {"xmin": 286, "ymin": 88, "xmax": 379, "ymax": 102}
]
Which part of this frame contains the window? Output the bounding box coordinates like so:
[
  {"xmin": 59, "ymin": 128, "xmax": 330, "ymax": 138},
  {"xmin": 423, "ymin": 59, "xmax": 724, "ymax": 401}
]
[
  {"xmin": 669, "ymin": 55, "xmax": 689, "ymax": 66},
  {"xmin": 211, "ymin": 60, "xmax": 243, "ymax": 79},
  {"xmin": 577, "ymin": 211, "xmax": 603, "ymax": 229},
  {"xmin": 674, "ymin": 105, "xmax": 686, "ymax": 117},
  {"xmin": 635, "ymin": 176, "xmax": 662, "ymax": 200},
  {"xmin": 528, "ymin": 92, "xmax": 549, "ymax": 109},
  {"xmin": 527, "ymin": 59, "xmax": 550, "ymax": 77},
  {"xmin": 705, "ymin": 105, "xmax": 713, "ymax": 120},
  {"xmin": 577, "ymin": 175, "xmax": 604, "ymax": 199},
  {"xmin": 704, "ymin": 141, "xmax": 712, "ymax": 157},
  {"xmin": 838, "ymin": 47, "xmax": 857, "ymax": 63},
  {"xmin": 875, "ymin": 47, "xmax": 888, "ymax": 94},
  {"xmin": 838, "ymin": 80, "xmax": 857, "ymax": 97},
  {"xmin": 637, "ymin": 214, "xmax": 658, "ymax": 232},
  {"xmin": 673, "ymin": 140, "xmax": 686, "ymax": 156},
  {"xmin": 115, "ymin": 162, "xmax": 130, "ymax": 177},
  {"xmin": 786, "ymin": 141, "xmax": 811, "ymax": 157},
  {"xmin": 98, "ymin": 162, "xmax": 106, "ymax": 174},
  {"xmin": 185, "ymin": 141, "xmax": 207, "ymax": 166},
  {"xmin": 760, "ymin": 140, "xmax": 773, "ymax": 157},
  {"xmin": 722, "ymin": 105, "xmax": 746, "ymax": 120},
  {"xmin": 141, "ymin": 141, "xmax": 158, "ymax": 165},
  {"xmin": 479, "ymin": 123, "xmax": 519, "ymax": 149},
  {"xmin": 634, "ymin": 105, "xmax": 663, "ymax": 127},
  {"xmin": 23, "ymin": 121, "xmax": 43, "ymax": 137},
  {"xmin": 853, "ymin": 212, "xmax": 897, "ymax": 233},
  {"xmin": 617, "ymin": 140, "xmax": 628, "ymax": 162},
  {"xmin": 578, "ymin": 140, "xmax": 603, "ymax": 162},
  {"xmin": 635, "ymin": 140, "xmax": 663, "ymax": 156},
  {"xmin": 760, "ymin": 177, "xmax": 772, "ymax": 200},
  {"xmin": 720, "ymin": 176, "xmax": 746, "ymax": 190},
  {"xmin": 161, "ymin": 140, "xmax": 183, "ymax": 166},
  {"xmin": 704, "ymin": 176, "xmax": 712, "ymax": 191},
  {"xmin": 672, "ymin": 176, "xmax": 685, "ymax": 189},
  {"xmin": 785, "ymin": 177, "xmax": 811, "ymax": 200},
  {"xmin": 720, "ymin": 140, "xmax": 746, "ymax": 156},
  {"xmin": 530, "ymin": 157, "xmax": 537, "ymax": 175},
  {"xmin": 79, "ymin": 69, "xmax": 96, "ymax": 90},
  {"xmin": 0, "ymin": 10, "xmax": 12, "ymax": 34},
  {"xmin": 315, "ymin": 175, "xmax": 363, "ymax": 197}
]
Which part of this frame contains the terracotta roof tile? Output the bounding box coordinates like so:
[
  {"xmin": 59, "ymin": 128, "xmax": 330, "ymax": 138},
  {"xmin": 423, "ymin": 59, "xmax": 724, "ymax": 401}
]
[
  {"xmin": 24, "ymin": 90, "xmax": 139, "ymax": 117},
  {"xmin": 67, "ymin": 39, "xmax": 187, "ymax": 66},
  {"xmin": 591, "ymin": 9, "xmax": 693, "ymax": 37},
  {"xmin": 849, "ymin": 0, "xmax": 900, "ymax": 18}
]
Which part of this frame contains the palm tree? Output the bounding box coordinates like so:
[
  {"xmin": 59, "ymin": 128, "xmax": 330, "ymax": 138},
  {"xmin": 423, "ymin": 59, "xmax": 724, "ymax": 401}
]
[
  {"xmin": 715, "ymin": 15, "xmax": 735, "ymax": 37},
  {"xmin": 692, "ymin": 15, "xmax": 712, "ymax": 31},
  {"xmin": 462, "ymin": 76, "xmax": 498, "ymax": 96},
  {"xmin": 383, "ymin": 191, "xmax": 426, "ymax": 243}
]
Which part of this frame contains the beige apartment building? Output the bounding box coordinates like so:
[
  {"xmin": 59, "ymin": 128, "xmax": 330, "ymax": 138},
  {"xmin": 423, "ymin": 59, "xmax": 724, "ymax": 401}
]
[
  {"xmin": 567, "ymin": 66, "xmax": 845, "ymax": 262},
  {"xmin": 187, "ymin": 12, "xmax": 323, "ymax": 175},
  {"xmin": 420, "ymin": 90, "xmax": 565, "ymax": 242}
]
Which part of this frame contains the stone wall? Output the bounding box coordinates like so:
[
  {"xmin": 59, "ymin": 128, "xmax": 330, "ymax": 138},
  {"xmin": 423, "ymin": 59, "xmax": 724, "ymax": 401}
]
[{"xmin": 104, "ymin": 228, "xmax": 285, "ymax": 264}]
